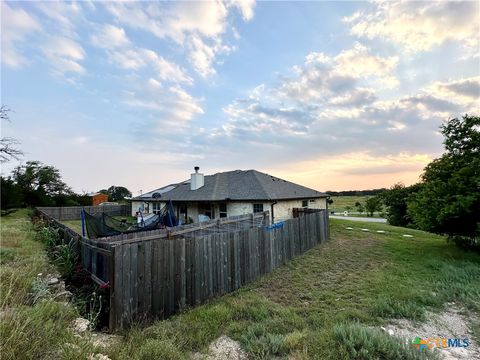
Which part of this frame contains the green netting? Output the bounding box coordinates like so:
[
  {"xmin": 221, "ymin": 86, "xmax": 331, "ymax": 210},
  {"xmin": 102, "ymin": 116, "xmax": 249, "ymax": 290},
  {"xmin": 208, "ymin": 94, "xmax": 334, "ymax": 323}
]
[{"xmin": 83, "ymin": 201, "xmax": 178, "ymax": 239}]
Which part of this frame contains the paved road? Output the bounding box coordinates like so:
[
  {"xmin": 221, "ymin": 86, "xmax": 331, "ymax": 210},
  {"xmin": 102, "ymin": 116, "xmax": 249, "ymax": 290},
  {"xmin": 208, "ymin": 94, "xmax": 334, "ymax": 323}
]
[{"xmin": 330, "ymin": 215, "xmax": 387, "ymax": 223}]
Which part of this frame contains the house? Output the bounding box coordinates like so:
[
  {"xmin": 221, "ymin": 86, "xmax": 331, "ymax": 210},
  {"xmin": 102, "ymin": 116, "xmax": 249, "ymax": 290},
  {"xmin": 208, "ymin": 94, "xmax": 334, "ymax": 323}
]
[
  {"xmin": 131, "ymin": 167, "xmax": 328, "ymax": 224},
  {"xmin": 91, "ymin": 192, "xmax": 109, "ymax": 206}
]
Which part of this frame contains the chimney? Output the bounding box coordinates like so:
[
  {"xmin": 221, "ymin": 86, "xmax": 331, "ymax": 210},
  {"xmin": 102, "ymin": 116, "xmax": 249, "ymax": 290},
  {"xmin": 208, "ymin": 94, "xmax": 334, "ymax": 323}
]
[{"xmin": 190, "ymin": 166, "xmax": 204, "ymax": 190}]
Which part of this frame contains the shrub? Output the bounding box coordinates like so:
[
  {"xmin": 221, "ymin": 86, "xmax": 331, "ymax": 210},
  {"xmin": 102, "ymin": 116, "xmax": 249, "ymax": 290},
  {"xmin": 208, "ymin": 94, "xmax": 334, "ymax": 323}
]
[{"xmin": 332, "ymin": 323, "xmax": 435, "ymax": 360}]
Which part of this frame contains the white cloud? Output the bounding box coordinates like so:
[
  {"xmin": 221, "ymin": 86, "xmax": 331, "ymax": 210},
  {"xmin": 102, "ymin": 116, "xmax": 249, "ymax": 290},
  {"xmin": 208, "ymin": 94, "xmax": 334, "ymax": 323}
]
[
  {"xmin": 107, "ymin": 47, "xmax": 193, "ymax": 85},
  {"xmin": 345, "ymin": 1, "xmax": 480, "ymax": 54},
  {"xmin": 1, "ymin": 3, "xmax": 41, "ymax": 68},
  {"xmin": 104, "ymin": 1, "xmax": 255, "ymax": 77},
  {"xmin": 213, "ymin": 47, "xmax": 479, "ymax": 167},
  {"xmin": 41, "ymin": 36, "xmax": 86, "ymax": 75},
  {"xmin": 91, "ymin": 24, "xmax": 130, "ymax": 49},
  {"xmin": 35, "ymin": 1, "xmax": 83, "ymax": 36},
  {"xmin": 275, "ymin": 43, "xmax": 398, "ymax": 104},
  {"xmin": 122, "ymin": 76, "xmax": 203, "ymax": 126}
]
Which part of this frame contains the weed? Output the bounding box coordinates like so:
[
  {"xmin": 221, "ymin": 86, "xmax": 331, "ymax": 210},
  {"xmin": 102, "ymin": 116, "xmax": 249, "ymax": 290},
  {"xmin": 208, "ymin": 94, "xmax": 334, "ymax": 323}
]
[
  {"xmin": 30, "ymin": 275, "xmax": 51, "ymax": 304},
  {"xmin": 331, "ymin": 323, "xmax": 436, "ymax": 360},
  {"xmin": 0, "ymin": 248, "xmax": 16, "ymax": 264}
]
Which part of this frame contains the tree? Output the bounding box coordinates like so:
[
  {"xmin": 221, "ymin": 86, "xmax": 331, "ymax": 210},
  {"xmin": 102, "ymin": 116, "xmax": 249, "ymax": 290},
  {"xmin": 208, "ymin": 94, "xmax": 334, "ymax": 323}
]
[
  {"xmin": 0, "ymin": 105, "xmax": 23, "ymax": 162},
  {"xmin": 12, "ymin": 161, "xmax": 72, "ymax": 206},
  {"xmin": 100, "ymin": 186, "xmax": 132, "ymax": 202},
  {"xmin": 407, "ymin": 115, "xmax": 480, "ymax": 242},
  {"xmin": 381, "ymin": 183, "xmax": 421, "ymax": 226},
  {"xmin": 355, "ymin": 201, "xmax": 365, "ymax": 214},
  {"xmin": 365, "ymin": 196, "xmax": 382, "ymax": 216},
  {"xmin": 0, "ymin": 176, "xmax": 23, "ymax": 209}
]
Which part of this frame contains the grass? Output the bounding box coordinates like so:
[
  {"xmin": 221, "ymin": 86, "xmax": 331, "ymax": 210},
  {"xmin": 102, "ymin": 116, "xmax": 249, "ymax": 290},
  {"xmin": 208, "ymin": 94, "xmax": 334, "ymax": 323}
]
[
  {"xmin": 106, "ymin": 219, "xmax": 479, "ymax": 359},
  {"xmin": 0, "ymin": 210, "xmax": 101, "ymax": 359},
  {"xmin": 61, "ymin": 216, "xmax": 136, "ymax": 235},
  {"xmin": 2, "ymin": 210, "xmax": 479, "ymax": 359},
  {"xmin": 329, "ymin": 195, "xmax": 385, "ymax": 217}
]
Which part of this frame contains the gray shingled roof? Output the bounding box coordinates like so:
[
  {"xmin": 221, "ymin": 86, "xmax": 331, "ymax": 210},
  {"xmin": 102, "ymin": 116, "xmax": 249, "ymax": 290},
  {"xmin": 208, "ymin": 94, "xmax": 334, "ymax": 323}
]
[{"xmin": 134, "ymin": 170, "xmax": 327, "ymax": 202}]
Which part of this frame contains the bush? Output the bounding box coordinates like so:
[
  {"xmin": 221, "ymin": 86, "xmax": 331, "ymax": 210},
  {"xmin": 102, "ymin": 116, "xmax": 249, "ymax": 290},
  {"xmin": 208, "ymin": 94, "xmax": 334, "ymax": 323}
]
[{"xmin": 332, "ymin": 323, "xmax": 435, "ymax": 360}]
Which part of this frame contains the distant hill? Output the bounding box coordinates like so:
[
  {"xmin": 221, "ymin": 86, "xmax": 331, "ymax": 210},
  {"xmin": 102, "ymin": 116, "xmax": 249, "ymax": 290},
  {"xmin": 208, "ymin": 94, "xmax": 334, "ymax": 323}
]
[{"xmin": 326, "ymin": 188, "xmax": 387, "ymax": 196}]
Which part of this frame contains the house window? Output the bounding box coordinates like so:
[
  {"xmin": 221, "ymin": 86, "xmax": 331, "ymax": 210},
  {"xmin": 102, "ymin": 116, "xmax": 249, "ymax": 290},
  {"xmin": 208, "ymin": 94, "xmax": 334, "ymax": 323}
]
[
  {"xmin": 199, "ymin": 203, "xmax": 214, "ymax": 219},
  {"xmin": 302, "ymin": 200, "xmax": 308, "ymax": 208},
  {"xmin": 153, "ymin": 202, "xmax": 162, "ymax": 214},
  {"xmin": 219, "ymin": 203, "xmax": 227, "ymax": 218},
  {"xmin": 309, "ymin": 199, "xmax": 316, "ymax": 203},
  {"xmin": 253, "ymin": 203, "xmax": 263, "ymax": 213},
  {"xmin": 178, "ymin": 203, "xmax": 187, "ymax": 223}
]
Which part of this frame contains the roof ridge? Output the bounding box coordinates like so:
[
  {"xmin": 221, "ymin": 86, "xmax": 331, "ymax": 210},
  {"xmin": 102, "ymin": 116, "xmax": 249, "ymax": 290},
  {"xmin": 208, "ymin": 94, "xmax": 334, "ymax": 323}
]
[{"xmin": 251, "ymin": 170, "xmax": 272, "ymax": 200}]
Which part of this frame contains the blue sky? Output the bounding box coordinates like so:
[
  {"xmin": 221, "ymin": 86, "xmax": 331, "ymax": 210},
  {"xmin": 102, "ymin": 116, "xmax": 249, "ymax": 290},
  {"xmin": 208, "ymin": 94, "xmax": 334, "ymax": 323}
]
[{"xmin": 1, "ymin": 1, "xmax": 479, "ymax": 194}]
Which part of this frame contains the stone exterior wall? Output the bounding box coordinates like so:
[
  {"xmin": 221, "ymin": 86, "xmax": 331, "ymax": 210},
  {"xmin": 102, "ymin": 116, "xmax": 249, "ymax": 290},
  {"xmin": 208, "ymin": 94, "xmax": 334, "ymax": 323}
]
[{"xmin": 133, "ymin": 197, "xmax": 327, "ymax": 224}]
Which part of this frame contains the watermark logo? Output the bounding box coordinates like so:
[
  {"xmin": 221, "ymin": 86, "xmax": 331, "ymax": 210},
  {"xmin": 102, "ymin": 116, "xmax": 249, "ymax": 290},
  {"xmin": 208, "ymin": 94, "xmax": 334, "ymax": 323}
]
[{"xmin": 411, "ymin": 336, "xmax": 470, "ymax": 351}]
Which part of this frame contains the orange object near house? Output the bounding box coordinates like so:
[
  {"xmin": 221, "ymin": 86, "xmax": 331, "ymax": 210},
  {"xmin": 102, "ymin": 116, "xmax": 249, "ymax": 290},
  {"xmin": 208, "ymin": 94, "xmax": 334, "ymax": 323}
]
[{"xmin": 91, "ymin": 193, "xmax": 109, "ymax": 206}]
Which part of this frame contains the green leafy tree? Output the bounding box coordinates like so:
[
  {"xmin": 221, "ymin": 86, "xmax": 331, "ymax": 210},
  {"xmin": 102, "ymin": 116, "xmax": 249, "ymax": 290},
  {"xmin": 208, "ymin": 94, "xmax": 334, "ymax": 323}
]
[
  {"xmin": 407, "ymin": 115, "xmax": 480, "ymax": 243},
  {"xmin": 100, "ymin": 186, "xmax": 132, "ymax": 202},
  {"xmin": 365, "ymin": 196, "xmax": 382, "ymax": 216},
  {"xmin": 12, "ymin": 161, "xmax": 72, "ymax": 206},
  {"xmin": 354, "ymin": 201, "xmax": 365, "ymax": 214},
  {"xmin": 107, "ymin": 186, "xmax": 132, "ymax": 202},
  {"xmin": 0, "ymin": 176, "xmax": 23, "ymax": 209},
  {"xmin": 381, "ymin": 183, "xmax": 421, "ymax": 226}
]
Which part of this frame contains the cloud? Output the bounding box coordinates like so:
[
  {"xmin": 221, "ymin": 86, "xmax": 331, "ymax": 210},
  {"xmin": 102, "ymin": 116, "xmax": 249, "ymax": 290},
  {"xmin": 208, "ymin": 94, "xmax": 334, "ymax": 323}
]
[
  {"xmin": 345, "ymin": 1, "xmax": 480, "ymax": 54},
  {"xmin": 104, "ymin": 1, "xmax": 255, "ymax": 77},
  {"xmin": 122, "ymin": 76, "xmax": 203, "ymax": 126},
  {"xmin": 41, "ymin": 36, "xmax": 86, "ymax": 75},
  {"xmin": 91, "ymin": 24, "xmax": 130, "ymax": 49},
  {"xmin": 211, "ymin": 49, "xmax": 479, "ymax": 169},
  {"xmin": 275, "ymin": 43, "xmax": 398, "ymax": 105},
  {"xmin": 1, "ymin": 3, "xmax": 41, "ymax": 68},
  {"xmin": 34, "ymin": 1, "xmax": 83, "ymax": 37},
  {"xmin": 107, "ymin": 47, "xmax": 193, "ymax": 84}
]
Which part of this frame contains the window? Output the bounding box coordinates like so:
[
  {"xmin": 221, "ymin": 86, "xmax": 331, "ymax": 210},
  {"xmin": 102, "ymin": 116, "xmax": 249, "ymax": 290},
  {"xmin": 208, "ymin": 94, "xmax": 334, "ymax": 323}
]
[
  {"xmin": 302, "ymin": 200, "xmax": 308, "ymax": 208},
  {"xmin": 153, "ymin": 202, "xmax": 163, "ymax": 214},
  {"xmin": 309, "ymin": 199, "xmax": 316, "ymax": 203},
  {"xmin": 219, "ymin": 203, "xmax": 227, "ymax": 218},
  {"xmin": 253, "ymin": 203, "xmax": 263, "ymax": 213},
  {"xmin": 199, "ymin": 203, "xmax": 214, "ymax": 219}
]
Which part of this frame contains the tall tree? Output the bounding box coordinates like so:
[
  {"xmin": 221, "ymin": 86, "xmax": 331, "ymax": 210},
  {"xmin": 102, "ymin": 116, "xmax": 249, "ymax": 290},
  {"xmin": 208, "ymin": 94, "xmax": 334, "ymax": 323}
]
[
  {"xmin": 104, "ymin": 186, "xmax": 132, "ymax": 202},
  {"xmin": 12, "ymin": 161, "xmax": 72, "ymax": 206},
  {"xmin": 365, "ymin": 196, "xmax": 382, "ymax": 217},
  {"xmin": 407, "ymin": 115, "xmax": 480, "ymax": 240},
  {"xmin": 0, "ymin": 105, "xmax": 23, "ymax": 162},
  {"xmin": 381, "ymin": 183, "xmax": 421, "ymax": 226}
]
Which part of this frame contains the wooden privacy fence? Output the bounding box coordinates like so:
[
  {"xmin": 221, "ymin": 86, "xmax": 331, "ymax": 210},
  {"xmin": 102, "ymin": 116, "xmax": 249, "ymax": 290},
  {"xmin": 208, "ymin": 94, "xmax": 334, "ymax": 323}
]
[
  {"xmin": 37, "ymin": 204, "xmax": 130, "ymax": 221},
  {"xmin": 34, "ymin": 208, "xmax": 113, "ymax": 286},
  {"xmin": 110, "ymin": 210, "xmax": 329, "ymax": 329}
]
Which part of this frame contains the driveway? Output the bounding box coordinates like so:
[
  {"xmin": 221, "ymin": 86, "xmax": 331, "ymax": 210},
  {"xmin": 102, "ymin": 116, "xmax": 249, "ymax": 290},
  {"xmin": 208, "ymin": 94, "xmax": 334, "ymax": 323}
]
[{"xmin": 330, "ymin": 215, "xmax": 387, "ymax": 223}]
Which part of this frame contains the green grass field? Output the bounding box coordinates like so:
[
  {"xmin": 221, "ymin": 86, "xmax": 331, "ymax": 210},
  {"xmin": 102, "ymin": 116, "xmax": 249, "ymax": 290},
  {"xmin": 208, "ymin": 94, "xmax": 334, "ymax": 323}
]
[
  {"xmin": 329, "ymin": 195, "xmax": 385, "ymax": 217},
  {"xmin": 1, "ymin": 210, "xmax": 479, "ymax": 359}
]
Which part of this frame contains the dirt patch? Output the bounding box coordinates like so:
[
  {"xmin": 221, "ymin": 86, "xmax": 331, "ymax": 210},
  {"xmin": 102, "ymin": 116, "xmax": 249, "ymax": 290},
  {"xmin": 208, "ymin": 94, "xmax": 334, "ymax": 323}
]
[
  {"xmin": 192, "ymin": 335, "xmax": 248, "ymax": 360},
  {"xmin": 382, "ymin": 304, "xmax": 479, "ymax": 359}
]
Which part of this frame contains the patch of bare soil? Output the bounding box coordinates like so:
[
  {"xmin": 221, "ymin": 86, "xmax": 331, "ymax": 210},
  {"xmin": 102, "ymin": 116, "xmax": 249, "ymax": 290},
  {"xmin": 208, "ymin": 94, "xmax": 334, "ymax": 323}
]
[
  {"xmin": 192, "ymin": 335, "xmax": 248, "ymax": 360},
  {"xmin": 382, "ymin": 304, "xmax": 480, "ymax": 359}
]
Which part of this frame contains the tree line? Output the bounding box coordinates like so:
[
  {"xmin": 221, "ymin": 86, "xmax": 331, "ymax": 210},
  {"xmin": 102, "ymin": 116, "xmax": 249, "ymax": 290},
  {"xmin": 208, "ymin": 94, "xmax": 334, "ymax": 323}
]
[
  {"xmin": 380, "ymin": 115, "xmax": 478, "ymax": 251},
  {"xmin": 1, "ymin": 161, "xmax": 132, "ymax": 209}
]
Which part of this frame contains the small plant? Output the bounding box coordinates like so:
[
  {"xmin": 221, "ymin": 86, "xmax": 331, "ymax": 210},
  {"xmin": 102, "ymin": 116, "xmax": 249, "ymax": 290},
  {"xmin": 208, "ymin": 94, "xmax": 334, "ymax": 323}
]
[
  {"xmin": 30, "ymin": 275, "xmax": 51, "ymax": 304},
  {"xmin": 35, "ymin": 225, "xmax": 61, "ymax": 249},
  {"xmin": 86, "ymin": 291, "xmax": 103, "ymax": 331},
  {"xmin": 51, "ymin": 238, "xmax": 79, "ymax": 279}
]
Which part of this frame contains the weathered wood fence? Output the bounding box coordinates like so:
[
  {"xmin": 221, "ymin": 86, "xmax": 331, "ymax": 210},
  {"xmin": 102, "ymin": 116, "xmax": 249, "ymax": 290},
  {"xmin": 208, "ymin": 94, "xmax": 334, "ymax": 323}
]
[
  {"xmin": 110, "ymin": 210, "xmax": 329, "ymax": 329},
  {"xmin": 34, "ymin": 207, "xmax": 329, "ymax": 330},
  {"xmin": 34, "ymin": 209, "xmax": 113, "ymax": 286},
  {"xmin": 37, "ymin": 204, "xmax": 130, "ymax": 221}
]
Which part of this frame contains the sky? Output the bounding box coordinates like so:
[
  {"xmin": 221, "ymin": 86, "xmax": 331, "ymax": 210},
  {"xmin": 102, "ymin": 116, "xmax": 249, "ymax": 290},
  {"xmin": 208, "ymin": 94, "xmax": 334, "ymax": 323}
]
[{"xmin": 1, "ymin": 0, "xmax": 479, "ymax": 195}]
